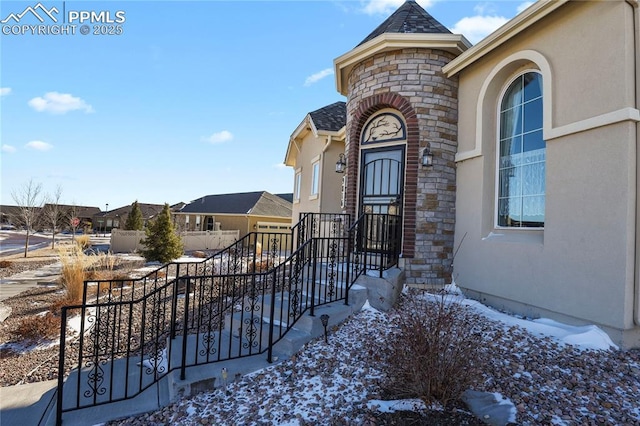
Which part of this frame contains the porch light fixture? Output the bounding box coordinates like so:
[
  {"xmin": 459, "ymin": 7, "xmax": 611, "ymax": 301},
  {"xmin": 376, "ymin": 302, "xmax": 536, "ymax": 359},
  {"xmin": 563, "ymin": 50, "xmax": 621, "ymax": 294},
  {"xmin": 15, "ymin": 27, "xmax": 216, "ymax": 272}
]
[
  {"xmin": 421, "ymin": 148, "xmax": 434, "ymax": 168},
  {"xmin": 335, "ymin": 153, "xmax": 347, "ymax": 173}
]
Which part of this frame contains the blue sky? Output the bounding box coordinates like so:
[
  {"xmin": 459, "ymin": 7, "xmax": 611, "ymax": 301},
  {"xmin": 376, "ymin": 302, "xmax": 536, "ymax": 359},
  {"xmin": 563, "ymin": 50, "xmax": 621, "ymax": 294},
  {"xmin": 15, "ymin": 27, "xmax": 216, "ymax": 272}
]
[{"xmin": 1, "ymin": 0, "xmax": 532, "ymax": 211}]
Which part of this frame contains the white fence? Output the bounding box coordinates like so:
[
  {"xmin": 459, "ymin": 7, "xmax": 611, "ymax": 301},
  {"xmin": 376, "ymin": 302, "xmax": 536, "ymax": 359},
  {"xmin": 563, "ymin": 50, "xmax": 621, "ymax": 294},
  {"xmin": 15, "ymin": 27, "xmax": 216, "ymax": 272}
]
[{"xmin": 110, "ymin": 229, "xmax": 240, "ymax": 254}]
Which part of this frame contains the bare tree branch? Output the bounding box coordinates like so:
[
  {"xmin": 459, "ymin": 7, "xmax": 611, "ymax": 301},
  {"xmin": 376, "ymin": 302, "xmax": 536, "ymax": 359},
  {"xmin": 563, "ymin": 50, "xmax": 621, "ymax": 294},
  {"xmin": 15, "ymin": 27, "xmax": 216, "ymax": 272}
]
[
  {"xmin": 10, "ymin": 179, "xmax": 44, "ymax": 258},
  {"xmin": 42, "ymin": 185, "xmax": 64, "ymax": 249}
]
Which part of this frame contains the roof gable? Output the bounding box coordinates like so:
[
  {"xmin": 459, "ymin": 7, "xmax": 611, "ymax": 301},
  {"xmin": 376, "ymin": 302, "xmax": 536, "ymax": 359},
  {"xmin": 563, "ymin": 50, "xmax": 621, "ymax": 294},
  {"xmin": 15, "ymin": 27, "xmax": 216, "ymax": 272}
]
[
  {"xmin": 358, "ymin": 0, "xmax": 451, "ymax": 46},
  {"xmin": 284, "ymin": 102, "xmax": 346, "ymax": 167},
  {"xmin": 443, "ymin": 0, "xmax": 571, "ymax": 76},
  {"xmin": 250, "ymin": 192, "xmax": 292, "ymax": 217},
  {"xmin": 309, "ymin": 102, "xmax": 346, "ymax": 132}
]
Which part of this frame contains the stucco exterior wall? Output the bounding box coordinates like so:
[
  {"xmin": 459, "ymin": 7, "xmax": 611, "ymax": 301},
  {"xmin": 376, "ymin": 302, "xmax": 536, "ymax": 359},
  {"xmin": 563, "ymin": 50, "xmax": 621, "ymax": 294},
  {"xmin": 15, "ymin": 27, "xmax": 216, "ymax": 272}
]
[
  {"xmin": 453, "ymin": 0, "xmax": 639, "ymax": 346},
  {"xmin": 290, "ymin": 132, "xmax": 345, "ymax": 224},
  {"xmin": 344, "ymin": 48, "xmax": 459, "ymax": 285},
  {"xmin": 321, "ymin": 141, "xmax": 346, "ymax": 214},
  {"xmin": 215, "ymin": 215, "xmax": 249, "ymax": 237}
]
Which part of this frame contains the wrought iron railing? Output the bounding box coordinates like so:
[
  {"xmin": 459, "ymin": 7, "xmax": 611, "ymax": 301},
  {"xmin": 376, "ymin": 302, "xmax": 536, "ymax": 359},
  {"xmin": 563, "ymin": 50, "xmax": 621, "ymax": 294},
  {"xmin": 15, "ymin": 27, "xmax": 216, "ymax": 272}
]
[
  {"xmin": 55, "ymin": 212, "xmax": 400, "ymax": 425},
  {"xmin": 349, "ymin": 213, "xmax": 402, "ymax": 279}
]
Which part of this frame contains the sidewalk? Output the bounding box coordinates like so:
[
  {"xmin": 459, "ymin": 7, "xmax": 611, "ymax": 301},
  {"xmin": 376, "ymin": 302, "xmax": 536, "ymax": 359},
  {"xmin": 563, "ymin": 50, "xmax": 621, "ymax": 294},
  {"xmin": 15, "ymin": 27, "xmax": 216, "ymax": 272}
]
[
  {"xmin": 0, "ymin": 261, "xmax": 62, "ymax": 302},
  {"xmin": 0, "ymin": 256, "xmax": 61, "ymax": 425},
  {"xmin": 0, "ymin": 380, "xmax": 58, "ymax": 426}
]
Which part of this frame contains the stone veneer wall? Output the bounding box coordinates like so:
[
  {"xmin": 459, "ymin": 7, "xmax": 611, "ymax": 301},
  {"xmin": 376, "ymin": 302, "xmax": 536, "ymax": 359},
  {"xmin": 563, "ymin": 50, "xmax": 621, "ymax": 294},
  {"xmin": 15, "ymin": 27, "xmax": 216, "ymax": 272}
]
[{"xmin": 345, "ymin": 48, "xmax": 459, "ymax": 286}]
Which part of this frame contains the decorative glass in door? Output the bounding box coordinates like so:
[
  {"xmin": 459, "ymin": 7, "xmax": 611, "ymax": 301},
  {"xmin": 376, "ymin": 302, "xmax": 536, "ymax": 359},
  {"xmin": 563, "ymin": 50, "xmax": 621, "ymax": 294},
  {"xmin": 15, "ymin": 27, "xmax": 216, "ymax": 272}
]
[{"xmin": 359, "ymin": 148, "xmax": 404, "ymax": 256}]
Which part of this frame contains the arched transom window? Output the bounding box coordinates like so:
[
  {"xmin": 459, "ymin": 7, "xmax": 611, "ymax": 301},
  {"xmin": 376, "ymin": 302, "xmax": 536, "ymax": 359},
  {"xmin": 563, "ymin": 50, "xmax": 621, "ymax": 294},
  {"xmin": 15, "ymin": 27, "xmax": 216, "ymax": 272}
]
[
  {"xmin": 497, "ymin": 71, "xmax": 545, "ymax": 228},
  {"xmin": 361, "ymin": 112, "xmax": 406, "ymax": 145}
]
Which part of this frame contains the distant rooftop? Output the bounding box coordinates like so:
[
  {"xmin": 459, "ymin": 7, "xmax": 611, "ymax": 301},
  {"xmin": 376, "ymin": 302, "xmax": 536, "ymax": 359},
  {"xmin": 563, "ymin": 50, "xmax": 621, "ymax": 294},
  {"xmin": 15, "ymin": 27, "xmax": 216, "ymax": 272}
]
[{"xmin": 180, "ymin": 191, "xmax": 291, "ymax": 218}]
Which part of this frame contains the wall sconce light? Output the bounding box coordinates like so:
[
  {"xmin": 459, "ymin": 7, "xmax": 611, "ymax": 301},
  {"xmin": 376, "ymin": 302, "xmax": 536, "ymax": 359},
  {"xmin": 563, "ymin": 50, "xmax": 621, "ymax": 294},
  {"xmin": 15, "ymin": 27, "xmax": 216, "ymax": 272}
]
[
  {"xmin": 335, "ymin": 153, "xmax": 347, "ymax": 173},
  {"xmin": 421, "ymin": 148, "xmax": 434, "ymax": 167}
]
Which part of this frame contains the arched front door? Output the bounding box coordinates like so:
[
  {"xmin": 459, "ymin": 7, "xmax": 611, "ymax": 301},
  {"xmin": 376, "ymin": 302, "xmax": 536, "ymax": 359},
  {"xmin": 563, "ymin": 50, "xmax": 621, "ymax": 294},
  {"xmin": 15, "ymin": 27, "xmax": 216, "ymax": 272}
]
[{"xmin": 359, "ymin": 146, "xmax": 404, "ymax": 255}]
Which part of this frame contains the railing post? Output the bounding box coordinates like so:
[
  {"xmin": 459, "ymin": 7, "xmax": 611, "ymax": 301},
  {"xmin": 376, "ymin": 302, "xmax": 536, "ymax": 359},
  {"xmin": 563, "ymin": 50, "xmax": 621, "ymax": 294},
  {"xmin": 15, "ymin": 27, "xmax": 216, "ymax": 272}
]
[
  {"xmin": 380, "ymin": 215, "xmax": 385, "ymax": 278},
  {"xmin": 170, "ymin": 263, "xmax": 181, "ymax": 340},
  {"xmin": 267, "ymin": 267, "xmax": 277, "ymax": 363},
  {"xmin": 56, "ymin": 307, "xmax": 68, "ymax": 426},
  {"xmin": 310, "ymin": 238, "xmax": 318, "ymax": 317},
  {"xmin": 344, "ymin": 229, "xmax": 351, "ymax": 306},
  {"xmin": 180, "ymin": 276, "xmax": 191, "ymax": 381},
  {"xmin": 363, "ymin": 214, "xmax": 369, "ymax": 275}
]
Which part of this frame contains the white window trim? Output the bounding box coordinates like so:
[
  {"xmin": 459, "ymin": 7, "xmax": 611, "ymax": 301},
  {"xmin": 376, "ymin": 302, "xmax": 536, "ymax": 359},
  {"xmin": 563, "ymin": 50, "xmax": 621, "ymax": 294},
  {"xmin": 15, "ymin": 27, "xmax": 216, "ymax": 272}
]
[
  {"xmin": 293, "ymin": 168, "xmax": 302, "ymax": 204},
  {"xmin": 494, "ymin": 69, "xmax": 545, "ymax": 231},
  {"xmin": 456, "ymin": 50, "xmax": 553, "ymax": 163}
]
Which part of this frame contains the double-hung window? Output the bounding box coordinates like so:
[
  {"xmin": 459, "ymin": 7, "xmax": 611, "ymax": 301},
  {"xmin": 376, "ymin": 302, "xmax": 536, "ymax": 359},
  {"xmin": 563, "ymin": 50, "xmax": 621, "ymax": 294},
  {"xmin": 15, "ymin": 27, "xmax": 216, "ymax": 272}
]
[
  {"xmin": 497, "ymin": 71, "xmax": 545, "ymax": 228},
  {"xmin": 294, "ymin": 171, "xmax": 301, "ymax": 202},
  {"xmin": 311, "ymin": 161, "xmax": 320, "ymax": 197}
]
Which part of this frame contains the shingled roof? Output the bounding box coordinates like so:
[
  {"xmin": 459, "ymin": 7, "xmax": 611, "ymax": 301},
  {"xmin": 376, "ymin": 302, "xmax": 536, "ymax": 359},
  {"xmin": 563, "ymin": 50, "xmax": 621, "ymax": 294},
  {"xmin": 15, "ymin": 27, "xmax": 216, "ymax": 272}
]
[
  {"xmin": 358, "ymin": 0, "xmax": 451, "ymax": 46},
  {"xmin": 309, "ymin": 101, "xmax": 346, "ymax": 132},
  {"xmin": 180, "ymin": 191, "xmax": 291, "ymax": 218},
  {"xmin": 98, "ymin": 203, "xmax": 167, "ymax": 219}
]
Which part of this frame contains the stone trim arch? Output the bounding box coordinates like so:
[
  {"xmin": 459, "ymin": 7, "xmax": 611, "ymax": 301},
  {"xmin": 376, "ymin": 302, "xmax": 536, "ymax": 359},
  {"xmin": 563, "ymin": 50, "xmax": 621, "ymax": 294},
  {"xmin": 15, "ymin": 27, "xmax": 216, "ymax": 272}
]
[{"xmin": 347, "ymin": 93, "xmax": 419, "ymax": 258}]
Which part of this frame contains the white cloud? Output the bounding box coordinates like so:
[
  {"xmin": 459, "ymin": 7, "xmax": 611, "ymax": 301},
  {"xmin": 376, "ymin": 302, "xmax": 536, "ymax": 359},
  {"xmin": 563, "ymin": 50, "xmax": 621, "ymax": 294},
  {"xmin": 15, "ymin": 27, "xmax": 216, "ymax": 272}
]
[
  {"xmin": 25, "ymin": 140, "xmax": 53, "ymax": 151},
  {"xmin": 473, "ymin": 2, "xmax": 497, "ymax": 15},
  {"xmin": 0, "ymin": 88, "xmax": 11, "ymax": 97},
  {"xmin": 517, "ymin": 1, "xmax": 535, "ymax": 14},
  {"xmin": 361, "ymin": 0, "xmax": 434, "ymax": 16},
  {"xmin": 2, "ymin": 144, "xmax": 16, "ymax": 153},
  {"xmin": 203, "ymin": 130, "xmax": 233, "ymax": 144},
  {"xmin": 450, "ymin": 15, "xmax": 509, "ymax": 44},
  {"xmin": 28, "ymin": 92, "xmax": 94, "ymax": 114},
  {"xmin": 304, "ymin": 68, "xmax": 334, "ymax": 87},
  {"xmin": 274, "ymin": 163, "xmax": 288, "ymax": 170}
]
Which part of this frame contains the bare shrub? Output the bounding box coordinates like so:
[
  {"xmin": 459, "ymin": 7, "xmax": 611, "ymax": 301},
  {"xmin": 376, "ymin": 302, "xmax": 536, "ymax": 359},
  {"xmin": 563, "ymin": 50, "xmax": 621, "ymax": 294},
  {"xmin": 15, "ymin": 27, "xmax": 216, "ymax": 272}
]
[
  {"xmin": 152, "ymin": 270, "xmax": 166, "ymax": 279},
  {"xmin": 49, "ymin": 294, "xmax": 82, "ymax": 316},
  {"xmin": 0, "ymin": 260, "xmax": 12, "ymax": 268},
  {"xmin": 15, "ymin": 312, "xmax": 60, "ymax": 341},
  {"xmin": 380, "ymin": 291, "xmax": 486, "ymax": 408}
]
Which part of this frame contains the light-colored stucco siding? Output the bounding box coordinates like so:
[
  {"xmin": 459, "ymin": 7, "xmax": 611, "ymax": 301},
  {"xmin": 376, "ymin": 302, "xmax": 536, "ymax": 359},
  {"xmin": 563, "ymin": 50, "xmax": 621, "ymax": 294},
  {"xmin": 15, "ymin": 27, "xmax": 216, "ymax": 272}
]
[
  {"xmin": 453, "ymin": 0, "xmax": 638, "ymax": 343},
  {"xmin": 320, "ymin": 141, "xmax": 345, "ymax": 214},
  {"xmin": 290, "ymin": 131, "xmax": 345, "ymax": 223}
]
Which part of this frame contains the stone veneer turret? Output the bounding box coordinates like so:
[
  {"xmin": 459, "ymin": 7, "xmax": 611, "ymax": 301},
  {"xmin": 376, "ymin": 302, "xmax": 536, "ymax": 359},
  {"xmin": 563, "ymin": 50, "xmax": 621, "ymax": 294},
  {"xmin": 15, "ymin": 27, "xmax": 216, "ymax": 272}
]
[{"xmin": 344, "ymin": 48, "xmax": 459, "ymax": 286}]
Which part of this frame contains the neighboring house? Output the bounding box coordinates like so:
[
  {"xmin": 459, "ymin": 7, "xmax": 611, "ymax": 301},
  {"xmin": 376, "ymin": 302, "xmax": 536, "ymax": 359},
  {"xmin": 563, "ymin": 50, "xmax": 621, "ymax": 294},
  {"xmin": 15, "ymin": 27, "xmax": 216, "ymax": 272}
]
[
  {"xmin": 176, "ymin": 191, "xmax": 292, "ymax": 238},
  {"xmin": 284, "ymin": 102, "xmax": 346, "ymax": 221},
  {"xmin": 1, "ymin": 204, "xmax": 99, "ymax": 232},
  {"xmin": 41, "ymin": 204, "xmax": 101, "ymax": 232},
  {"xmin": 94, "ymin": 202, "xmax": 182, "ymax": 233},
  {"xmin": 287, "ymin": 0, "xmax": 640, "ymax": 348},
  {"xmin": 0, "ymin": 205, "xmax": 30, "ymax": 228}
]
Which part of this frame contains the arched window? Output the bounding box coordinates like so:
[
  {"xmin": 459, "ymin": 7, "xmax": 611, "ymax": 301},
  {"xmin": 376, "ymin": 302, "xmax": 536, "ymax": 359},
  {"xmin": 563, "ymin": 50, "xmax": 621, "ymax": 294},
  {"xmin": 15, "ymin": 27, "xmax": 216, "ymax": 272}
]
[{"xmin": 497, "ymin": 71, "xmax": 545, "ymax": 228}]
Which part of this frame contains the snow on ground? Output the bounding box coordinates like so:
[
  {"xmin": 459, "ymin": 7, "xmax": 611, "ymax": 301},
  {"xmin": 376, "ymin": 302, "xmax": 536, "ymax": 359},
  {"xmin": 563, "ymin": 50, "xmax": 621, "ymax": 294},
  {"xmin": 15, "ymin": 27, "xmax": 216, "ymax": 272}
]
[
  {"xmin": 111, "ymin": 286, "xmax": 640, "ymax": 426},
  {"xmin": 430, "ymin": 284, "xmax": 618, "ymax": 351}
]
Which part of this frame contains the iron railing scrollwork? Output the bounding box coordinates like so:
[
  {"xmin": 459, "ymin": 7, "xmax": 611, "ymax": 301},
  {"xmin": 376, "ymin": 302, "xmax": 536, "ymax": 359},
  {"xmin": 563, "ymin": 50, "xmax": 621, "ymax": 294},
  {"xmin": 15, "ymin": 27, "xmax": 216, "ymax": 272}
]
[{"xmin": 56, "ymin": 213, "xmax": 401, "ymax": 425}]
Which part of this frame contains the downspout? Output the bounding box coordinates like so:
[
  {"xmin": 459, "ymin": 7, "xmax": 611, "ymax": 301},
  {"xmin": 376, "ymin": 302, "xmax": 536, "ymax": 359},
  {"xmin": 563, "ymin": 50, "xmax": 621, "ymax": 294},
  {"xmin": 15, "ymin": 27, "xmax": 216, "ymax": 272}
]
[
  {"xmin": 632, "ymin": 0, "xmax": 640, "ymax": 326},
  {"xmin": 322, "ymin": 135, "xmax": 333, "ymax": 152}
]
